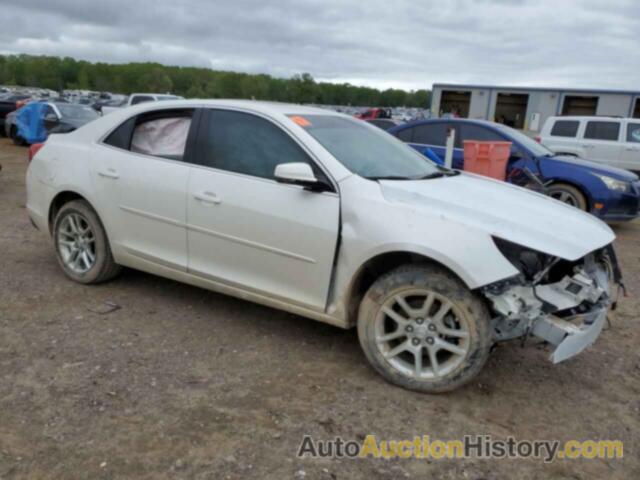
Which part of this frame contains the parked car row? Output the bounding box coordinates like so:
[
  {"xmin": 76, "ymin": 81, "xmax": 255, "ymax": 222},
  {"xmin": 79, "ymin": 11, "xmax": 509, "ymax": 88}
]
[{"xmin": 26, "ymin": 99, "xmax": 622, "ymax": 393}]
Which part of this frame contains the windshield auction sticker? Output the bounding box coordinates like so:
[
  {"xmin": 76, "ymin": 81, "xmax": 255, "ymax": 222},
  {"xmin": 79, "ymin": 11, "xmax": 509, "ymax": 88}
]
[{"xmin": 297, "ymin": 435, "xmax": 623, "ymax": 463}]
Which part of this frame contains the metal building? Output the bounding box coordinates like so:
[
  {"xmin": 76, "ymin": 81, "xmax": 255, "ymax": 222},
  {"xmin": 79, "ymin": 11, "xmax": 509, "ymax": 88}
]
[{"xmin": 431, "ymin": 84, "xmax": 640, "ymax": 133}]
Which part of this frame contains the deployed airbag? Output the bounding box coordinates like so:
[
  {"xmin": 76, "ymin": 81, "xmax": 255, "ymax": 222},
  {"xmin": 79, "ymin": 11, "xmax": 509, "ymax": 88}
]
[{"xmin": 131, "ymin": 117, "xmax": 191, "ymax": 159}]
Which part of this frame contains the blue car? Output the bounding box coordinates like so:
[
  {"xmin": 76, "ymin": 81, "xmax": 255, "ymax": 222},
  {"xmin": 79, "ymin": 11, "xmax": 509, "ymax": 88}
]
[{"xmin": 388, "ymin": 119, "xmax": 640, "ymax": 222}]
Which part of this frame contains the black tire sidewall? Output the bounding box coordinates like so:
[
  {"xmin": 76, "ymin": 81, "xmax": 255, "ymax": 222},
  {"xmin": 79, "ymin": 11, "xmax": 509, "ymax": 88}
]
[
  {"xmin": 548, "ymin": 184, "xmax": 587, "ymax": 211},
  {"xmin": 53, "ymin": 200, "xmax": 111, "ymax": 284}
]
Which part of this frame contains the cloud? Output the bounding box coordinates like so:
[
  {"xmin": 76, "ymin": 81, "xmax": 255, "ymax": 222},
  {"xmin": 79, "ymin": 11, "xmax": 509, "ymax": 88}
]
[{"xmin": 0, "ymin": 0, "xmax": 638, "ymax": 90}]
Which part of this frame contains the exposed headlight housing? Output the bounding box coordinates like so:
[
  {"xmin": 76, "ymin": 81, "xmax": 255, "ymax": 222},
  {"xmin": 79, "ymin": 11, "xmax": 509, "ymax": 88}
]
[
  {"xmin": 594, "ymin": 174, "xmax": 630, "ymax": 193},
  {"xmin": 492, "ymin": 237, "xmax": 549, "ymax": 281}
]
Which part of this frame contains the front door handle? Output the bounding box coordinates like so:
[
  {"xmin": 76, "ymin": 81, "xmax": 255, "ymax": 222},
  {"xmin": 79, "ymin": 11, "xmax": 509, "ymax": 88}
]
[
  {"xmin": 194, "ymin": 191, "xmax": 221, "ymax": 205},
  {"xmin": 625, "ymin": 146, "xmax": 640, "ymax": 151},
  {"xmin": 98, "ymin": 168, "xmax": 120, "ymax": 179}
]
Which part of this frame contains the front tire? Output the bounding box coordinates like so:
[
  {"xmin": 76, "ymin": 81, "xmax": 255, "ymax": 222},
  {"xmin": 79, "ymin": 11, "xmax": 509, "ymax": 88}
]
[
  {"xmin": 547, "ymin": 183, "xmax": 588, "ymax": 211},
  {"xmin": 53, "ymin": 200, "xmax": 121, "ymax": 284},
  {"xmin": 357, "ymin": 264, "xmax": 492, "ymax": 393}
]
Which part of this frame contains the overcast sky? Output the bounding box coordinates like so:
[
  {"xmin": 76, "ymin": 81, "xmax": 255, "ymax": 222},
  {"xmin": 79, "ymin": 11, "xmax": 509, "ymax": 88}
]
[{"xmin": 1, "ymin": 0, "xmax": 638, "ymax": 91}]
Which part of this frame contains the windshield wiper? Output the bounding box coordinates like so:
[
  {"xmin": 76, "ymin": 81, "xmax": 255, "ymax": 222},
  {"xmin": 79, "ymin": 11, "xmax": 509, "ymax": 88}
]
[{"xmin": 364, "ymin": 175, "xmax": 413, "ymax": 181}]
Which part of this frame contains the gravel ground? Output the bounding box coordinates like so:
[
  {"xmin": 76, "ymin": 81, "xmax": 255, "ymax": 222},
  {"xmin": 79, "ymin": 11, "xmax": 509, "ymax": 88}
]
[{"xmin": 0, "ymin": 137, "xmax": 638, "ymax": 479}]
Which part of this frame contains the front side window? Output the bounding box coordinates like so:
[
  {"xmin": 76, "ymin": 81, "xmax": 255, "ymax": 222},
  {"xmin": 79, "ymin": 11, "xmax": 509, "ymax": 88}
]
[
  {"xmin": 550, "ymin": 120, "xmax": 579, "ymax": 137},
  {"xmin": 584, "ymin": 121, "xmax": 620, "ymax": 141},
  {"xmin": 627, "ymin": 123, "xmax": 640, "ymax": 143},
  {"xmin": 200, "ymin": 110, "xmax": 313, "ymax": 179},
  {"xmin": 293, "ymin": 115, "xmax": 441, "ymax": 179}
]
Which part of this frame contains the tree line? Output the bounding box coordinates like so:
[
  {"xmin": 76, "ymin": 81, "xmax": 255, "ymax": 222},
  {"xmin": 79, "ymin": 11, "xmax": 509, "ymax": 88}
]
[{"xmin": 0, "ymin": 54, "xmax": 430, "ymax": 107}]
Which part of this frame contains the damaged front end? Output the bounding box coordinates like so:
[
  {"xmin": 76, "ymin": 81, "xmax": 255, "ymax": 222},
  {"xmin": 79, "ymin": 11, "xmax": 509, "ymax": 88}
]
[{"xmin": 483, "ymin": 239, "xmax": 622, "ymax": 363}]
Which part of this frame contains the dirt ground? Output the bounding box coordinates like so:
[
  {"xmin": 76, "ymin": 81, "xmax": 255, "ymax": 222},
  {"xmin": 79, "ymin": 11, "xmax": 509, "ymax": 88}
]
[{"xmin": 0, "ymin": 137, "xmax": 638, "ymax": 480}]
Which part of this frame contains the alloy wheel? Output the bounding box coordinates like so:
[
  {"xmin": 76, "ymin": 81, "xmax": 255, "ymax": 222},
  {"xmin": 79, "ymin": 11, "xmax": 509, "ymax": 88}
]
[
  {"xmin": 57, "ymin": 213, "xmax": 96, "ymax": 274},
  {"xmin": 374, "ymin": 289, "xmax": 470, "ymax": 380}
]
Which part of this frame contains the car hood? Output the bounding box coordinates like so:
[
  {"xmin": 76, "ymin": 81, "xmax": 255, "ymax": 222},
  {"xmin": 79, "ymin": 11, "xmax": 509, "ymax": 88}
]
[
  {"xmin": 545, "ymin": 155, "xmax": 639, "ymax": 181},
  {"xmin": 379, "ymin": 173, "xmax": 615, "ymax": 261}
]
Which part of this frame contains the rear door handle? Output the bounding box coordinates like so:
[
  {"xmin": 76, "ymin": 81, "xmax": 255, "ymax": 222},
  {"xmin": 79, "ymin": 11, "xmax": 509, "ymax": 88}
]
[
  {"xmin": 626, "ymin": 146, "xmax": 640, "ymax": 151},
  {"xmin": 194, "ymin": 191, "xmax": 221, "ymax": 205},
  {"xmin": 98, "ymin": 168, "xmax": 120, "ymax": 179}
]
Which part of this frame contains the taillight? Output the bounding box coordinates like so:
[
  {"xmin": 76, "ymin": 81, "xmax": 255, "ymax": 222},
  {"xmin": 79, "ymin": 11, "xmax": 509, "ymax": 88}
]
[
  {"xmin": 15, "ymin": 99, "xmax": 30, "ymax": 109},
  {"xmin": 534, "ymin": 136, "xmax": 541, "ymax": 143},
  {"xmin": 29, "ymin": 143, "xmax": 44, "ymax": 161}
]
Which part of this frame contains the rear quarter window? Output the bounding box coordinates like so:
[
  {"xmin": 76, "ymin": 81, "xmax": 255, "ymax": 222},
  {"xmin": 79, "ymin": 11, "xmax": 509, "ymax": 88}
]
[{"xmin": 550, "ymin": 120, "xmax": 579, "ymax": 137}]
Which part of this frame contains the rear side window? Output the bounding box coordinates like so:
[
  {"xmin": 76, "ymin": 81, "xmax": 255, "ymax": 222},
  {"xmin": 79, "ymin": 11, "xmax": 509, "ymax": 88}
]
[
  {"xmin": 627, "ymin": 123, "xmax": 640, "ymax": 143},
  {"xmin": 457, "ymin": 124, "xmax": 504, "ymax": 145},
  {"xmin": 395, "ymin": 127, "xmax": 414, "ymax": 142},
  {"xmin": 103, "ymin": 117, "xmax": 136, "ymax": 149},
  {"xmin": 199, "ymin": 110, "xmax": 313, "ymax": 179},
  {"xmin": 103, "ymin": 109, "xmax": 193, "ymax": 161},
  {"xmin": 550, "ymin": 120, "xmax": 579, "ymax": 137},
  {"xmin": 584, "ymin": 121, "xmax": 620, "ymax": 141},
  {"xmin": 412, "ymin": 123, "xmax": 448, "ymax": 146}
]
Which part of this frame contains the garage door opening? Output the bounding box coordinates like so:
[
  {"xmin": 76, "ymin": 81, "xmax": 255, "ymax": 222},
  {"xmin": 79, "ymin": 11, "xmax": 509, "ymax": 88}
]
[
  {"xmin": 633, "ymin": 98, "xmax": 640, "ymax": 119},
  {"xmin": 440, "ymin": 91, "xmax": 471, "ymax": 118},
  {"xmin": 495, "ymin": 93, "xmax": 528, "ymax": 129},
  {"xmin": 562, "ymin": 96, "xmax": 599, "ymax": 116}
]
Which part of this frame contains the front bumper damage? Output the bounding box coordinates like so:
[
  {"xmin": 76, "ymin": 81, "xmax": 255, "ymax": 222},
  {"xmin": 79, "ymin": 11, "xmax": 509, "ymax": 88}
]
[{"xmin": 484, "ymin": 247, "xmax": 616, "ymax": 363}]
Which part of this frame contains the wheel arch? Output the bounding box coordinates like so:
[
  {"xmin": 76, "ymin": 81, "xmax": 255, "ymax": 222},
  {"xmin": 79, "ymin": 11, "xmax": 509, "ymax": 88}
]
[
  {"xmin": 48, "ymin": 191, "xmax": 97, "ymax": 234},
  {"xmin": 344, "ymin": 250, "xmax": 471, "ymax": 328},
  {"xmin": 546, "ymin": 180, "xmax": 591, "ymax": 210}
]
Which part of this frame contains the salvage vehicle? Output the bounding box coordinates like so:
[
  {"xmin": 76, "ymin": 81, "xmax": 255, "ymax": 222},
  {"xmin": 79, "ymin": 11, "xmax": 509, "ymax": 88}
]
[
  {"xmin": 6, "ymin": 102, "xmax": 99, "ymax": 146},
  {"xmin": 389, "ymin": 119, "xmax": 640, "ymax": 222},
  {"xmin": 538, "ymin": 116, "xmax": 640, "ymax": 173},
  {"xmin": 100, "ymin": 93, "xmax": 184, "ymax": 115},
  {"xmin": 26, "ymin": 100, "xmax": 620, "ymax": 393}
]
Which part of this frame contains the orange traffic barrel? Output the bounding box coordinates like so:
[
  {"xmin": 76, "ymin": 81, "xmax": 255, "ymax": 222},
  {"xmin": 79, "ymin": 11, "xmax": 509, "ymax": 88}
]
[{"xmin": 463, "ymin": 141, "xmax": 512, "ymax": 181}]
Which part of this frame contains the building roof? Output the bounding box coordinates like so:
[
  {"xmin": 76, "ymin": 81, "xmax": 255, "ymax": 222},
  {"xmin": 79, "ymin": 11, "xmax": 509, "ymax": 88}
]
[{"xmin": 432, "ymin": 83, "xmax": 640, "ymax": 96}]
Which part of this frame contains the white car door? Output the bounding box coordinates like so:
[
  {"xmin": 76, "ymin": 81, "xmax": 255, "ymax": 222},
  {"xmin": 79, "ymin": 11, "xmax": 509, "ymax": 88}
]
[
  {"xmin": 90, "ymin": 108, "xmax": 196, "ymax": 270},
  {"xmin": 186, "ymin": 108, "xmax": 340, "ymax": 310},
  {"xmin": 581, "ymin": 120, "xmax": 623, "ymax": 168},
  {"xmin": 620, "ymin": 121, "xmax": 640, "ymax": 171}
]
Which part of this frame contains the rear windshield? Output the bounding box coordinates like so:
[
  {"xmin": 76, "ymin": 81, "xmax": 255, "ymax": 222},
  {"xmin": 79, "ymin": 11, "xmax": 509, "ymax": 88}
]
[{"xmin": 290, "ymin": 115, "xmax": 440, "ymax": 179}]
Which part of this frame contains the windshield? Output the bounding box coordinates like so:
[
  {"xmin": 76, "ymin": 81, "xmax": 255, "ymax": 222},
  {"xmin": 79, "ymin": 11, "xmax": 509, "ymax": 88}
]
[
  {"xmin": 290, "ymin": 115, "xmax": 442, "ymax": 179},
  {"xmin": 494, "ymin": 123, "xmax": 554, "ymax": 157},
  {"xmin": 56, "ymin": 104, "xmax": 99, "ymax": 120}
]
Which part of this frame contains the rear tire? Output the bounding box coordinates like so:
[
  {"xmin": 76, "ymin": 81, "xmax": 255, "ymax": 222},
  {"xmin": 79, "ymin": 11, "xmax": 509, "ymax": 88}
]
[
  {"xmin": 53, "ymin": 200, "xmax": 121, "ymax": 284},
  {"xmin": 357, "ymin": 264, "xmax": 492, "ymax": 393},
  {"xmin": 547, "ymin": 183, "xmax": 588, "ymax": 211},
  {"xmin": 10, "ymin": 126, "xmax": 26, "ymax": 146}
]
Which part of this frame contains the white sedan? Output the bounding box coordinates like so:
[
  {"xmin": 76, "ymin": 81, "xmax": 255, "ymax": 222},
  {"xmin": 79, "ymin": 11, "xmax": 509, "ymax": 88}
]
[{"xmin": 26, "ymin": 100, "xmax": 618, "ymax": 392}]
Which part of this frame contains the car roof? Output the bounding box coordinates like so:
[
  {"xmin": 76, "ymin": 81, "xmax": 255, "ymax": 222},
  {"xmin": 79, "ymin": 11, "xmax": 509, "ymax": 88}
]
[
  {"xmin": 123, "ymin": 98, "xmax": 343, "ymax": 117},
  {"xmin": 546, "ymin": 115, "xmax": 633, "ymax": 122},
  {"xmin": 388, "ymin": 117, "xmax": 498, "ymax": 132}
]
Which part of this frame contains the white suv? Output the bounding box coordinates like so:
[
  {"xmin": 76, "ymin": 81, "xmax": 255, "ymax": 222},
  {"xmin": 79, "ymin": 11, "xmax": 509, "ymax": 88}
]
[
  {"xmin": 539, "ymin": 116, "xmax": 640, "ymax": 172},
  {"xmin": 26, "ymin": 100, "xmax": 618, "ymax": 393}
]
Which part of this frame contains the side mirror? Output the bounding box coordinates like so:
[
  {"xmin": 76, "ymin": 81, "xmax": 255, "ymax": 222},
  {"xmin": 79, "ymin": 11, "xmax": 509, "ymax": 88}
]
[{"xmin": 275, "ymin": 162, "xmax": 319, "ymax": 187}]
